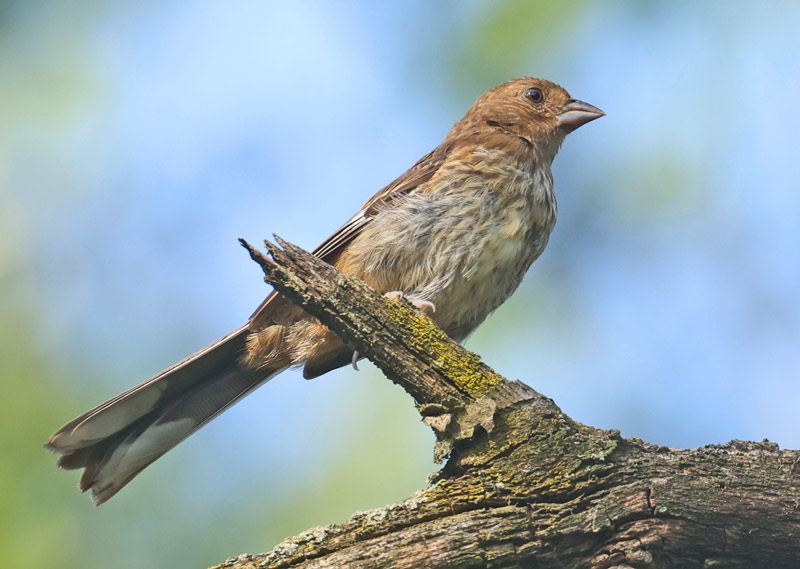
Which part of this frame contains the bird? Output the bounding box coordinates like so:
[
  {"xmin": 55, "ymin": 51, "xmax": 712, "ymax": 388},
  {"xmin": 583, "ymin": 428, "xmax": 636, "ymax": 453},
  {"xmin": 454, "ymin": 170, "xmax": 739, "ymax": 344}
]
[{"xmin": 45, "ymin": 77, "xmax": 604, "ymax": 505}]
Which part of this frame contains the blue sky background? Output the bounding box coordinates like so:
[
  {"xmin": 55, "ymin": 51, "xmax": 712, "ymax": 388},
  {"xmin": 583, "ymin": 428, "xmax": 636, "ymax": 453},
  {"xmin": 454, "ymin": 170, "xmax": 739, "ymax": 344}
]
[{"xmin": 2, "ymin": 1, "xmax": 799, "ymax": 567}]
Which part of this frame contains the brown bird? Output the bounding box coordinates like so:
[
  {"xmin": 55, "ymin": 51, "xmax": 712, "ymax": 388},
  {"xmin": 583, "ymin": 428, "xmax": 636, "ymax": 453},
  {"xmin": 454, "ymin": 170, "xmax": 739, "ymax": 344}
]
[{"xmin": 46, "ymin": 77, "xmax": 604, "ymax": 504}]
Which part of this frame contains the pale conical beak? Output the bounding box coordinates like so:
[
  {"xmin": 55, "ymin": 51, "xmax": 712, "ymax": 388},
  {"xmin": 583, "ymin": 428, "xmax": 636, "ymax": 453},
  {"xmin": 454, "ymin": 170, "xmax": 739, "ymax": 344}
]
[{"xmin": 557, "ymin": 99, "xmax": 605, "ymax": 133}]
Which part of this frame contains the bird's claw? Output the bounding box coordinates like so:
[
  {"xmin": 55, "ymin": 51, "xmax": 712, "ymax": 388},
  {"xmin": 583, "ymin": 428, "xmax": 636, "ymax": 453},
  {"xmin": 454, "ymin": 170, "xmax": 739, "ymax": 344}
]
[
  {"xmin": 383, "ymin": 291, "xmax": 436, "ymax": 315},
  {"xmin": 351, "ymin": 350, "xmax": 359, "ymax": 371}
]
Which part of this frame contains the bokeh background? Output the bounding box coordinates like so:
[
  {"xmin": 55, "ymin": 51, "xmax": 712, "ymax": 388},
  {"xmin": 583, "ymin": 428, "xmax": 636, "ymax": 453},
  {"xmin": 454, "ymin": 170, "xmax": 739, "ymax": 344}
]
[{"xmin": 3, "ymin": 1, "xmax": 799, "ymax": 567}]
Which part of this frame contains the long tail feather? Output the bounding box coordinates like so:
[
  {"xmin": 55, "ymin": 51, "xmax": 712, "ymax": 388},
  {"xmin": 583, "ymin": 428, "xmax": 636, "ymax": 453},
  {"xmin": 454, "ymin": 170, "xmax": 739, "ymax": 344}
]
[{"xmin": 45, "ymin": 325, "xmax": 284, "ymax": 505}]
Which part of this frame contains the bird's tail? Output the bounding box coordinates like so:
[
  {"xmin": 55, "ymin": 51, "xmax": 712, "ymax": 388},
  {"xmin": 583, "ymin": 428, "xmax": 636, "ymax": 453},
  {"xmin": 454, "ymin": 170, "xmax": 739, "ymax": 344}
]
[{"xmin": 45, "ymin": 325, "xmax": 283, "ymax": 505}]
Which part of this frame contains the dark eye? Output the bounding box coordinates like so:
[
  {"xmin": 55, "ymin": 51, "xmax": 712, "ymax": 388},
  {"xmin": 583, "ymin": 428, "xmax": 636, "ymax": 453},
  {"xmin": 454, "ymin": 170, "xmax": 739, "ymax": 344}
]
[{"xmin": 524, "ymin": 87, "xmax": 544, "ymax": 103}]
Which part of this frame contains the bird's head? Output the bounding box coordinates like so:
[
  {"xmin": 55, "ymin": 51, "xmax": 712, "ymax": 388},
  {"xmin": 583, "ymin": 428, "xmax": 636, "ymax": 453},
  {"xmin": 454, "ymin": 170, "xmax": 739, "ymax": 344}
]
[{"xmin": 449, "ymin": 77, "xmax": 605, "ymax": 163}]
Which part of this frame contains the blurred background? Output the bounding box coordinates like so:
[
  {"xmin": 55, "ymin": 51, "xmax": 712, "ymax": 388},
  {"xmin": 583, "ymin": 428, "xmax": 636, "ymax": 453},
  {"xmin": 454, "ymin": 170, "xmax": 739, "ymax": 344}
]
[{"xmin": 3, "ymin": 0, "xmax": 799, "ymax": 567}]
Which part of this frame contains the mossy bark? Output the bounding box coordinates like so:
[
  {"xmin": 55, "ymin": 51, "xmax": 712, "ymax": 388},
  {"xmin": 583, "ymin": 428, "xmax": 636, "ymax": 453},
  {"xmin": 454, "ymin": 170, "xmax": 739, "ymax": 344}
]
[{"xmin": 217, "ymin": 238, "xmax": 800, "ymax": 569}]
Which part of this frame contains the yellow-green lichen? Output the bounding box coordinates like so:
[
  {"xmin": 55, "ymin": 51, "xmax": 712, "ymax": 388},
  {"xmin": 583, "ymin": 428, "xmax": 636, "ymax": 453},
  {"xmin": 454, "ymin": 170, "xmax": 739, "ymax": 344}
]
[{"xmin": 387, "ymin": 302, "xmax": 503, "ymax": 396}]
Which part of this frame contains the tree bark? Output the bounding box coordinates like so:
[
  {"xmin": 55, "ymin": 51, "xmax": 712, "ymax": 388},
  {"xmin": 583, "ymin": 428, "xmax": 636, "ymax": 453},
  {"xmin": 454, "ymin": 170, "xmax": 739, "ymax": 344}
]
[{"xmin": 214, "ymin": 237, "xmax": 800, "ymax": 569}]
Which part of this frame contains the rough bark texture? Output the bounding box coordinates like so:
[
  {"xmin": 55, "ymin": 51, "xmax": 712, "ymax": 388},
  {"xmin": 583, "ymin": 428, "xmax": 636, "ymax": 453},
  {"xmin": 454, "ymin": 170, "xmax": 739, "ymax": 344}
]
[{"xmin": 214, "ymin": 237, "xmax": 800, "ymax": 569}]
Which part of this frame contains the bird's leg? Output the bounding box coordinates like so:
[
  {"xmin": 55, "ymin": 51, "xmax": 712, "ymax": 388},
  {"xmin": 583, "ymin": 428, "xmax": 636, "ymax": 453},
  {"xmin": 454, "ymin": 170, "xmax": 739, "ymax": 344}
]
[{"xmin": 351, "ymin": 291, "xmax": 437, "ymax": 370}]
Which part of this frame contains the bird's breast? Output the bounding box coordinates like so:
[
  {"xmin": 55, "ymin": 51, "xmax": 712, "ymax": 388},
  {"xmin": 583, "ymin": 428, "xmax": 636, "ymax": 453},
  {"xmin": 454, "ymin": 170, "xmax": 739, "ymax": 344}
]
[
  {"xmin": 448, "ymin": 168, "xmax": 555, "ymax": 336},
  {"xmin": 341, "ymin": 151, "xmax": 557, "ymax": 341}
]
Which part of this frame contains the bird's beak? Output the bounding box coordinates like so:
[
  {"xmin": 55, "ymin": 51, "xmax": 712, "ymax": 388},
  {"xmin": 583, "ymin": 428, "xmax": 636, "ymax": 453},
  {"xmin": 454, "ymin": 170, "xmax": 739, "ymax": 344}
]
[{"xmin": 556, "ymin": 99, "xmax": 605, "ymax": 133}]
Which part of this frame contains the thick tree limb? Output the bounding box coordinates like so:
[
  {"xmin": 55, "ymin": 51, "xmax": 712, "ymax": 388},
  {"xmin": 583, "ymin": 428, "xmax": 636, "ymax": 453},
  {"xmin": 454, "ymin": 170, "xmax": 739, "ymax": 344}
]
[{"xmin": 216, "ymin": 237, "xmax": 800, "ymax": 569}]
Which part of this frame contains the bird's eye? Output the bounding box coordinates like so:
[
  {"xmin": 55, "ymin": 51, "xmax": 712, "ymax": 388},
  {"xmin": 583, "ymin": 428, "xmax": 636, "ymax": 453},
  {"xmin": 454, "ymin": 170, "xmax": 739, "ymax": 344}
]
[{"xmin": 524, "ymin": 87, "xmax": 544, "ymax": 103}]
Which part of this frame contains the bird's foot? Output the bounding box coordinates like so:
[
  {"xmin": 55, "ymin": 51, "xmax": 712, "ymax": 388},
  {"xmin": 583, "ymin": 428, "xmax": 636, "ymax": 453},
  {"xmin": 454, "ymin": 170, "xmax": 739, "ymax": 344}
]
[{"xmin": 383, "ymin": 290, "xmax": 436, "ymax": 315}]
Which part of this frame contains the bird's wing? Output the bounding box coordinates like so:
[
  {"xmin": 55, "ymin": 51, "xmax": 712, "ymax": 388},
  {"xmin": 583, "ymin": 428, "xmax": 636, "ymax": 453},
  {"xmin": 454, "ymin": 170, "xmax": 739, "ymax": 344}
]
[
  {"xmin": 312, "ymin": 144, "xmax": 450, "ymax": 261},
  {"xmin": 248, "ymin": 141, "xmax": 452, "ymax": 325}
]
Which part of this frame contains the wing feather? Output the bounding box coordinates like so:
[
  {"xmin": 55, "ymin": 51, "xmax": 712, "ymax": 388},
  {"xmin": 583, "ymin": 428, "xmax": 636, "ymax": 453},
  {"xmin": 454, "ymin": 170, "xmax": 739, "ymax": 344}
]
[{"xmin": 249, "ymin": 142, "xmax": 452, "ymax": 324}]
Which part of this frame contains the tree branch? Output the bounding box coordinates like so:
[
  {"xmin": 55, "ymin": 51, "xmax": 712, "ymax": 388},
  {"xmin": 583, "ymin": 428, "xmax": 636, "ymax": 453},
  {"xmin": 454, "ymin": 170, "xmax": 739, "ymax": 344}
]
[{"xmin": 216, "ymin": 237, "xmax": 800, "ymax": 569}]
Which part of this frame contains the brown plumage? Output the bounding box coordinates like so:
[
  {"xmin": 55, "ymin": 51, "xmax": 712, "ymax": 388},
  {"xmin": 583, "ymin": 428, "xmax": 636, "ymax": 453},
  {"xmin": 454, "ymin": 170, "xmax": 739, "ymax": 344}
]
[{"xmin": 45, "ymin": 77, "xmax": 604, "ymax": 504}]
